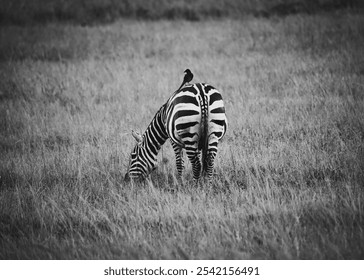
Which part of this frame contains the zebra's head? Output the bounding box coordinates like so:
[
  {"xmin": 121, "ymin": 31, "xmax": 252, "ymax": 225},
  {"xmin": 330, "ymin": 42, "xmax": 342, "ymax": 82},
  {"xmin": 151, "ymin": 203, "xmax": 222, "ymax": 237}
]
[{"xmin": 124, "ymin": 130, "xmax": 150, "ymax": 181}]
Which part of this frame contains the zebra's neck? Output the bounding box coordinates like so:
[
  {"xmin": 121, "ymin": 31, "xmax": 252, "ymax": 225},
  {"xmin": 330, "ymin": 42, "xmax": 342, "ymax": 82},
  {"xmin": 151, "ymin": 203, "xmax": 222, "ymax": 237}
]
[{"xmin": 140, "ymin": 104, "xmax": 169, "ymax": 168}]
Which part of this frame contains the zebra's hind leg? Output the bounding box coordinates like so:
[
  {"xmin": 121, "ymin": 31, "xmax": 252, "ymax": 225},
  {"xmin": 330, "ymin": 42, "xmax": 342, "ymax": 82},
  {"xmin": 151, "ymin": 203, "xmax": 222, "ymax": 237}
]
[
  {"xmin": 205, "ymin": 151, "xmax": 217, "ymax": 183},
  {"xmin": 204, "ymin": 141, "xmax": 218, "ymax": 185},
  {"xmin": 186, "ymin": 149, "xmax": 202, "ymax": 184},
  {"xmin": 171, "ymin": 141, "xmax": 184, "ymax": 183}
]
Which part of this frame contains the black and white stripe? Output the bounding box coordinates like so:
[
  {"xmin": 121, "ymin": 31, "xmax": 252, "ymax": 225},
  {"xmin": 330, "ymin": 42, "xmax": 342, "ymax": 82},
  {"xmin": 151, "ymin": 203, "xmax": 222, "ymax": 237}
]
[{"xmin": 125, "ymin": 83, "xmax": 227, "ymax": 182}]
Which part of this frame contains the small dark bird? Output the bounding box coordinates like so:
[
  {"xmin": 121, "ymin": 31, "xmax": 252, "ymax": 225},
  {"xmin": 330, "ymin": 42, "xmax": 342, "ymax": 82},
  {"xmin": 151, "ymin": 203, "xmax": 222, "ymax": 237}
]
[{"xmin": 176, "ymin": 69, "xmax": 193, "ymax": 92}]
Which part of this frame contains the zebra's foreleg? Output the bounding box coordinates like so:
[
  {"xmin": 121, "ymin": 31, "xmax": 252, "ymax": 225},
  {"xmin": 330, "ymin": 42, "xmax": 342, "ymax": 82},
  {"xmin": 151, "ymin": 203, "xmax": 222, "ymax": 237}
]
[{"xmin": 171, "ymin": 141, "xmax": 184, "ymax": 182}]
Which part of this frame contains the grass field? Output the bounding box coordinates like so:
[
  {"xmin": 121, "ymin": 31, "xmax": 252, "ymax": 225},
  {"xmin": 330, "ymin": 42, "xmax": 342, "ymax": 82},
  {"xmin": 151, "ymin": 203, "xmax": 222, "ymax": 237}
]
[{"xmin": 1, "ymin": 6, "xmax": 364, "ymax": 259}]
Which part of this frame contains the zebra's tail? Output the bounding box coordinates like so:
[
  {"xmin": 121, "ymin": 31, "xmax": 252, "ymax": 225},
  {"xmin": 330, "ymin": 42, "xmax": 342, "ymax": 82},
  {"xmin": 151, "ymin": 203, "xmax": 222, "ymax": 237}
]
[
  {"xmin": 199, "ymin": 95, "xmax": 209, "ymax": 175},
  {"xmin": 201, "ymin": 119, "xmax": 208, "ymax": 175}
]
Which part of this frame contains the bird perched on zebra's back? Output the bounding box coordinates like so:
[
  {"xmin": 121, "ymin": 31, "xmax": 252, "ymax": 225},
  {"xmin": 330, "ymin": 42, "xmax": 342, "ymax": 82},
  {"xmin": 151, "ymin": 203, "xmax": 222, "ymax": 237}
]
[{"xmin": 175, "ymin": 69, "xmax": 193, "ymax": 92}]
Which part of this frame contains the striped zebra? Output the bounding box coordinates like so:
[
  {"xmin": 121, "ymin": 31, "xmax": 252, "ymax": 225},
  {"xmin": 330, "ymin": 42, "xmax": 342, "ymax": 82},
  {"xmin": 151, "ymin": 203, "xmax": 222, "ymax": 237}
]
[{"xmin": 125, "ymin": 82, "xmax": 227, "ymax": 183}]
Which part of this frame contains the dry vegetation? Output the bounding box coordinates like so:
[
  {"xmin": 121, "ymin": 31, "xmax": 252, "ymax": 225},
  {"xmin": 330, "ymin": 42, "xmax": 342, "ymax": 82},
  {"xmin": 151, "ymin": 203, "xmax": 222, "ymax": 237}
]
[{"xmin": 1, "ymin": 2, "xmax": 364, "ymax": 259}]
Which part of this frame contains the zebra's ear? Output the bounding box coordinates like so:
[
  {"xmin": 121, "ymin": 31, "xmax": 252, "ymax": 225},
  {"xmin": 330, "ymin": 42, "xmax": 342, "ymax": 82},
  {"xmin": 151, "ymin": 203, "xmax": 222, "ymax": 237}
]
[{"xmin": 132, "ymin": 130, "xmax": 142, "ymax": 143}]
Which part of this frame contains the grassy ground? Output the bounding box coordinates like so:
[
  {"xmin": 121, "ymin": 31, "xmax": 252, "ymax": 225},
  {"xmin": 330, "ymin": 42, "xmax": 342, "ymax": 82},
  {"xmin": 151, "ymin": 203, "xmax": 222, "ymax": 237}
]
[{"xmin": 1, "ymin": 10, "xmax": 364, "ymax": 259}]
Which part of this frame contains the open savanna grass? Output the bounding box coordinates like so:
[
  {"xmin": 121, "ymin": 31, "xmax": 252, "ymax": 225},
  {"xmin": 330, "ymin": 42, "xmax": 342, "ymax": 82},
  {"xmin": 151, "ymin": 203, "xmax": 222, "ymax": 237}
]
[{"xmin": 1, "ymin": 11, "xmax": 364, "ymax": 259}]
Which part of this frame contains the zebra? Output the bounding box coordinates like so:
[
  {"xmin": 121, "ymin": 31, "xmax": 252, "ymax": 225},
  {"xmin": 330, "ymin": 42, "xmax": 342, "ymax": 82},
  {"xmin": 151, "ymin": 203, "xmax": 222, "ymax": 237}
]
[{"xmin": 124, "ymin": 82, "xmax": 227, "ymax": 183}]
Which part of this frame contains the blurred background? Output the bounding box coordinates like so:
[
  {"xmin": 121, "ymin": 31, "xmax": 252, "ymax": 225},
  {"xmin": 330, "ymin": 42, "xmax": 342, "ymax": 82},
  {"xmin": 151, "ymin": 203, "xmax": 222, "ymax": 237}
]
[{"xmin": 1, "ymin": 0, "xmax": 362, "ymax": 25}]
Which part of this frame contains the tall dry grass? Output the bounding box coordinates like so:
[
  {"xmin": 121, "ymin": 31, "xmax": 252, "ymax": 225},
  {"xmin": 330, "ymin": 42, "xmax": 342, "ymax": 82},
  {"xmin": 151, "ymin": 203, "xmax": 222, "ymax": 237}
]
[{"xmin": 0, "ymin": 11, "xmax": 364, "ymax": 259}]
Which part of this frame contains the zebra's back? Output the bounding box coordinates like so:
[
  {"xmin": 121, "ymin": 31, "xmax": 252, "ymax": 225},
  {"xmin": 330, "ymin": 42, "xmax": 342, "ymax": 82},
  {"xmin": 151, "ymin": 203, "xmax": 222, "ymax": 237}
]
[{"xmin": 165, "ymin": 83, "xmax": 227, "ymax": 150}]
